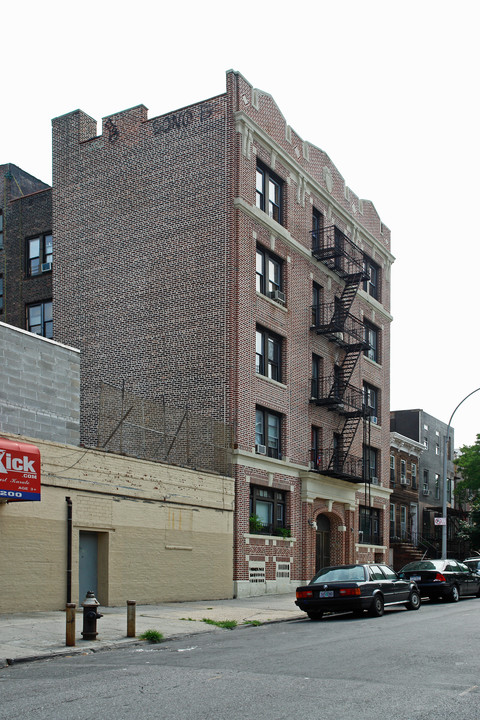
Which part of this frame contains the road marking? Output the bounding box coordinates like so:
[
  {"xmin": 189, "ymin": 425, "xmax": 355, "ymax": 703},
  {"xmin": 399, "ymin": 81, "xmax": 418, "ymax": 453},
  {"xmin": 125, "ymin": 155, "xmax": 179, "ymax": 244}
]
[{"xmin": 459, "ymin": 685, "xmax": 478, "ymax": 696}]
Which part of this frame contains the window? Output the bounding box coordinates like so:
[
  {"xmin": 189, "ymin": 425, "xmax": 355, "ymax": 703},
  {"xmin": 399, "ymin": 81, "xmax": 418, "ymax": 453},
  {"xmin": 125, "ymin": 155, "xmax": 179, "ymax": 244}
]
[
  {"xmin": 256, "ymin": 163, "xmax": 283, "ymax": 224},
  {"xmin": 390, "ymin": 503, "xmax": 395, "ymax": 535},
  {"xmin": 312, "ymin": 208, "xmax": 324, "ymax": 249},
  {"xmin": 363, "ymin": 382, "xmax": 379, "ymax": 421},
  {"xmin": 26, "ymin": 233, "xmax": 53, "ymax": 276},
  {"xmin": 363, "ymin": 255, "xmax": 380, "ymax": 300},
  {"xmin": 435, "ymin": 442, "xmax": 440, "ymax": 455},
  {"xmin": 311, "ymin": 425, "xmax": 322, "ymax": 469},
  {"xmin": 364, "ymin": 321, "xmax": 379, "ymax": 363},
  {"xmin": 255, "ymin": 407, "xmax": 282, "ymax": 459},
  {"xmin": 400, "ymin": 459, "xmax": 407, "ymax": 483},
  {"xmin": 0, "ymin": 276, "xmax": 3, "ymax": 312},
  {"xmin": 0, "ymin": 210, "xmax": 3, "ymax": 249},
  {"xmin": 435, "ymin": 474, "xmax": 440, "ymax": 500},
  {"xmin": 27, "ymin": 300, "xmax": 53, "ymax": 338},
  {"xmin": 312, "ymin": 281, "xmax": 323, "ymax": 327},
  {"xmin": 411, "ymin": 463, "xmax": 417, "ymax": 489},
  {"xmin": 250, "ymin": 485, "xmax": 286, "ymax": 535},
  {"xmin": 256, "ymin": 246, "xmax": 284, "ymax": 301},
  {"xmin": 363, "ymin": 445, "xmax": 378, "ymax": 483},
  {"xmin": 424, "ymin": 436, "xmax": 428, "ymax": 449},
  {"xmin": 311, "ymin": 354, "xmax": 322, "ymax": 399},
  {"xmin": 423, "ymin": 469, "xmax": 429, "ymax": 495},
  {"xmin": 359, "ymin": 506, "xmax": 381, "ymax": 544},
  {"xmin": 256, "ymin": 327, "xmax": 282, "ymax": 381},
  {"xmin": 390, "ymin": 455, "xmax": 395, "ymax": 484}
]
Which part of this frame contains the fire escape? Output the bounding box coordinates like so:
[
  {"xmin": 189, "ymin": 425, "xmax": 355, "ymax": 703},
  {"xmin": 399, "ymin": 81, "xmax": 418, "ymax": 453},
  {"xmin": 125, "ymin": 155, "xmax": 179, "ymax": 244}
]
[{"xmin": 310, "ymin": 225, "xmax": 369, "ymax": 482}]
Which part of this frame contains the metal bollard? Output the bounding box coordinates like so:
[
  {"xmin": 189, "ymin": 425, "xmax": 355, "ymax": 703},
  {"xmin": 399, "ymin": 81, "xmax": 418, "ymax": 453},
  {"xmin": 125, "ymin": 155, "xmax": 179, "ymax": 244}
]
[
  {"xmin": 127, "ymin": 600, "xmax": 136, "ymax": 637},
  {"xmin": 66, "ymin": 603, "xmax": 76, "ymax": 647}
]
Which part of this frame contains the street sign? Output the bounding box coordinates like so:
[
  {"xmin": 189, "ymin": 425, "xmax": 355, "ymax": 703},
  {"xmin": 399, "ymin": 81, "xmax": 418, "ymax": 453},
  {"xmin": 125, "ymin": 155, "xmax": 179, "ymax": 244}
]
[
  {"xmin": 434, "ymin": 517, "xmax": 446, "ymax": 526},
  {"xmin": 0, "ymin": 438, "xmax": 41, "ymax": 501}
]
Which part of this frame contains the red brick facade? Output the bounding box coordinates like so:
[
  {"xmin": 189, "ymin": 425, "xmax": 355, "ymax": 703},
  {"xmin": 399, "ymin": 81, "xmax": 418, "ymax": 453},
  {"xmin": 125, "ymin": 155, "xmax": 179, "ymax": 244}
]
[{"xmin": 52, "ymin": 70, "xmax": 393, "ymax": 596}]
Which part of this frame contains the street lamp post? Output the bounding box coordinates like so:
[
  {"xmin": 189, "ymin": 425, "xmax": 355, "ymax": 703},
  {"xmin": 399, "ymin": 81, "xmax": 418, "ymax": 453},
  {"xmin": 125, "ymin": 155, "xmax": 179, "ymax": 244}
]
[{"xmin": 441, "ymin": 387, "xmax": 480, "ymax": 560}]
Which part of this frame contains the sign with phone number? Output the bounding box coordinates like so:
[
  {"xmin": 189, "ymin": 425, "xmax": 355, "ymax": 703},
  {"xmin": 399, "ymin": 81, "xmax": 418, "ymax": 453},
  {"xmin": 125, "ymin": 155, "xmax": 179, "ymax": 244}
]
[{"xmin": 0, "ymin": 438, "xmax": 41, "ymax": 501}]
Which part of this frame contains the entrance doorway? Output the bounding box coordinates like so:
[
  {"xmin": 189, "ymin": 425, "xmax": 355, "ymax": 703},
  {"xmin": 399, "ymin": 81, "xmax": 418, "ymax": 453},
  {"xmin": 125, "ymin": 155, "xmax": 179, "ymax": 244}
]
[
  {"xmin": 315, "ymin": 515, "xmax": 331, "ymax": 572},
  {"xmin": 79, "ymin": 531, "xmax": 98, "ymax": 603}
]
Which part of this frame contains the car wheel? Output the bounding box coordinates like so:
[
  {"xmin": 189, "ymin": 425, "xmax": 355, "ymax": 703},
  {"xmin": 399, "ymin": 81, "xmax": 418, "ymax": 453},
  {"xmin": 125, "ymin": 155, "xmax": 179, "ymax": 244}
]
[
  {"xmin": 406, "ymin": 590, "xmax": 421, "ymax": 610},
  {"xmin": 476, "ymin": 587, "xmax": 480, "ymax": 598},
  {"xmin": 307, "ymin": 611, "xmax": 323, "ymax": 621},
  {"xmin": 369, "ymin": 594, "xmax": 384, "ymax": 617},
  {"xmin": 448, "ymin": 585, "xmax": 460, "ymax": 603}
]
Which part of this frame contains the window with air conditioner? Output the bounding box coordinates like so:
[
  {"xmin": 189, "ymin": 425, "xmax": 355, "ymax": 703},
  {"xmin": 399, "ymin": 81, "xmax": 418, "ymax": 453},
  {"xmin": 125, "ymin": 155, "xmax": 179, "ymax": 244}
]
[
  {"xmin": 363, "ymin": 382, "xmax": 379, "ymax": 422},
  {"xmin": 256, "ymin": 246, "xmax": 284, "ymax": 303},
  {"xmin": 255, "ymin": 406, "xmax": 282, "ymax": 459},
  {"xmin": 26, "ymin": 233, "xmax": 52, "ymax": 276}
]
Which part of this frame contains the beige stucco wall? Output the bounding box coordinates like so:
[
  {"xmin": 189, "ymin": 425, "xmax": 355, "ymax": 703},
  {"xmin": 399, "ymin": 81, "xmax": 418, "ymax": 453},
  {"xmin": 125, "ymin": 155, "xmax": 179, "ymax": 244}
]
[{"xmin": 0, "ymin": 433, "xmax": 234, "ymax": 612}]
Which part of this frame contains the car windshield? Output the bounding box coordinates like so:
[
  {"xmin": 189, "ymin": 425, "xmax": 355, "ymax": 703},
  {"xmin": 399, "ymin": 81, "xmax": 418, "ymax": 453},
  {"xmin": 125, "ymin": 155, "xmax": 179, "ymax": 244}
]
[
  {"xmin": 402, "ymin": 560, "xmax": 443, "ymax": 571},
  {"xmin": 310, "ymin": 566, "xmax": 366, "ymax": 583}
]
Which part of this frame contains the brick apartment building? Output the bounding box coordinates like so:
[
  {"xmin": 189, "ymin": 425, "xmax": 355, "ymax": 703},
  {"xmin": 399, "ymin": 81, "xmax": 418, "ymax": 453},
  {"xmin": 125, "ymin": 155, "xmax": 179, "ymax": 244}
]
[
  {"xmin": 0, "ymin": 164, "xmax": 52, "ymax": 336},
  {"xmin": 52, "ymin": 70, "xmax": 394, "ymax": 595}
]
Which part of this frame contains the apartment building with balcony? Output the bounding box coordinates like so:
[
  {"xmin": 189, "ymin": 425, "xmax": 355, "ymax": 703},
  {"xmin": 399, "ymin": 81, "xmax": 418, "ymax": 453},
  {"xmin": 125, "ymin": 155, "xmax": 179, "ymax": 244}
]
[
  {"xmin": 52, "ymin": 70, "xmax": 394, "ymax": 595},
  {"xmin": 0, "ymin": 164, "xmax": 52, "ymax": 337}
]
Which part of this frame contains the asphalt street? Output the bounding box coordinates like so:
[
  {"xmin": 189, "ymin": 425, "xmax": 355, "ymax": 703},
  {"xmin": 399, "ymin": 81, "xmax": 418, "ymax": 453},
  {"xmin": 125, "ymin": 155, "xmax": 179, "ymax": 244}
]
[{"xmin": 1, "ymin": 597, "xmax": 479, "ymax": 720}]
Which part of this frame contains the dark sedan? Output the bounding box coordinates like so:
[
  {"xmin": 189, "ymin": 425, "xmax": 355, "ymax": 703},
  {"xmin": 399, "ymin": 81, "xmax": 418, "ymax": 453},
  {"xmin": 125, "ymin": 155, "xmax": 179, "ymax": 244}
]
[
  {"xmin": 399, "ymin": 559, "xmax": 480, "ymax": 602},
  {"xmin": 295, "ymin": 563, "xmax": 421, "ymax": 620}
]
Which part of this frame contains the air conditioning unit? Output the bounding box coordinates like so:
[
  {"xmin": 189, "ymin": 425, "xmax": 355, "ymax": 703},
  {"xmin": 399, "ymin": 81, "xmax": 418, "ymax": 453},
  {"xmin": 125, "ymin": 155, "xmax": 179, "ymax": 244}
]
[
  {"xmin": 422, "ymin": 488, "xmax": 429, "ymax": 496},
  {"xmin": 41, "ymin": 262, "xmax": 52, "ymax": 272},
  {"xmin": 400, "ymin": 476, "xmax": 407, "ymax": 485},
  {"xmin": 270, "ymin": 290, "xmax": 286, "ymax": 304},
  {"xmin": 255, "ymin": 444, "xmax": 267, "ymax": 455},
  {"xmin": 371, "ymin": 476, "xmax": 379, "ymax": 485},
  {"xmin": 370, "ymin": 416, "xmax": 378, "ymax": 425}
]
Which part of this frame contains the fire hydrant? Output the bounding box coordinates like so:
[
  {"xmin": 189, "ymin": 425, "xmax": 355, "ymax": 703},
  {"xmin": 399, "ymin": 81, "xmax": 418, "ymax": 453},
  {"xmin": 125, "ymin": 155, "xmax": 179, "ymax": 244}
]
[{"xmin": 81, "ymin": 590, "xmax": 103, "ymax": 640}]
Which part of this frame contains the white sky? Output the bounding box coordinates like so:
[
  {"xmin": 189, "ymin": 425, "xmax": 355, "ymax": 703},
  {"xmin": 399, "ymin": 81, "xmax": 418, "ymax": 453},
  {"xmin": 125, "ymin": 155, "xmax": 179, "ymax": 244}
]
[{"xmin": 2, "ymin": 0, "xmax": 479, "ymax": 448}]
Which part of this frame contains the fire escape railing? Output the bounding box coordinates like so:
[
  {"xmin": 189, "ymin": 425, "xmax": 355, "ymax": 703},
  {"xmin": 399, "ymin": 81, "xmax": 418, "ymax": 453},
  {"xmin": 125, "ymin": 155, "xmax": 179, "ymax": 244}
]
[{"xmin": 310, "ymin": 225, "xmax": 370, "ymax": 483}]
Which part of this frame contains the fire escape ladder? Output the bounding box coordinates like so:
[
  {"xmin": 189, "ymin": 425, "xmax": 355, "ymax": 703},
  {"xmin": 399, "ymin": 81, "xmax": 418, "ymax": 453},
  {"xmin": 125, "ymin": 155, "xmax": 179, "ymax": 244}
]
[{"xmin": 328, "ymin": 415, "xmax": 362, "ymax": 473}]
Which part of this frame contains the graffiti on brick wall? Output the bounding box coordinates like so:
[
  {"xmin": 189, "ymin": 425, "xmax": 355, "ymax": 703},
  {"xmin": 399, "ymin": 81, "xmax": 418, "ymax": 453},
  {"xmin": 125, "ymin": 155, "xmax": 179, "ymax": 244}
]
[
  {"xmin": 152, "ymin": 103, "xmax": 214, "ymax": 135},
  {"xmin": 104, "ymin": 119, "xmax": 119, "ymax": 143}
]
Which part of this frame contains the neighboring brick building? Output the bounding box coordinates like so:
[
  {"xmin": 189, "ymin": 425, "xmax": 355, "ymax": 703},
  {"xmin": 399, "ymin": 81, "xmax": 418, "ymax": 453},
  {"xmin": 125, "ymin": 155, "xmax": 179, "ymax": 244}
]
[
  {"xmin": 390, "ymin": 409, "xmax": 457, "ymax": 556},
  {"xmin": 0, "ymin": 164, "xmax": 52, "ymax": 337},
  {"xmin": 52, "ymin": 70, "xmax": 394, "ymax": 595},
  {"xmin": 389, "ymin": 431, "xmax": 424, "ymax": 569}
]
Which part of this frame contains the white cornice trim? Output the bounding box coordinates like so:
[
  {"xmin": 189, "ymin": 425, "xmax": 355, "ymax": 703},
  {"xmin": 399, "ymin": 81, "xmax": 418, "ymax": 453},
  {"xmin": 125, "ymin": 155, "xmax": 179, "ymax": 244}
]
[
  {"xmin": 390, "ymin": 432, "xmax": 425, "ymax": 455},
  {"xmin": 235, "ymin": 196, "xmax": 393, "ymax": 321},
  {"xmin": 235, "ymin": 111, "xmax": 395, "ymax": 265}
]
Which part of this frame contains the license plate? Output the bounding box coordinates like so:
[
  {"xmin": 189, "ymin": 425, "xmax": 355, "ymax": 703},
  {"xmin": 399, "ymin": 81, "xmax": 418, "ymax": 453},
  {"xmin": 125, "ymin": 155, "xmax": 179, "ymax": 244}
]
[
  {"xmin": 411, "ymin": 575, "xmax": 421, "ymax": 581},
  {"xmin": 319, "ymin": 590, "xmax": 334, "ymax": 598}
]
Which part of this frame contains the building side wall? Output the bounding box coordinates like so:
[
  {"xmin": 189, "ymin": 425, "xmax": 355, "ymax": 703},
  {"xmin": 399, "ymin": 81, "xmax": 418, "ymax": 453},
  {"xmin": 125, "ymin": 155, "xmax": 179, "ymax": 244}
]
[
  {"xmin": 0, "ymin": 322, "xmax": 80, "ymax": 445},
  {"xmin": 0, "ymin": 434, "xmax": 234, "ymax": 612},
  {"xmin": 52, "ymin": 98, "xmax": 230, "ymax": 447}
]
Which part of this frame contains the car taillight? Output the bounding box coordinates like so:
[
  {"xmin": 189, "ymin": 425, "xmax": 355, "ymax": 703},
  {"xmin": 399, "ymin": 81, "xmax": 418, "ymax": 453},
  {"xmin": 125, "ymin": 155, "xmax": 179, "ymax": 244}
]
[
  {"xmin": 296, "ymin": 590, "xmax": 313, "ymax": 599},
  {"xmin": 434, "ymin": 573, "xmax": 446, "ymax": 582},
  {"xmin": 339, "ymin": 588, "xmax": 361, "ymax": 596}
]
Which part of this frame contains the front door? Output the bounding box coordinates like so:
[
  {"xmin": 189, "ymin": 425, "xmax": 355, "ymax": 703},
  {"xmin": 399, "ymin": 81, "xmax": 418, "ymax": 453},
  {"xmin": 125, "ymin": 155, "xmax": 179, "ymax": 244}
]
[
  {"xmin": 79, "ymin": 531, "xmax": 98, "ymax": 604},
  {"xmin": 315, "ymin": 515, "xmax": 331, "ymax": 572}
]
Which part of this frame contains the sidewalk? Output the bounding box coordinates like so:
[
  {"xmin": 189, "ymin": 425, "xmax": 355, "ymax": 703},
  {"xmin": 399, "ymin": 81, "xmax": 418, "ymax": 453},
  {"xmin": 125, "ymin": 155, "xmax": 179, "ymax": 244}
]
[{"xmin": 0, "ymin": 593, "xmax": 304, "ymax": 668}]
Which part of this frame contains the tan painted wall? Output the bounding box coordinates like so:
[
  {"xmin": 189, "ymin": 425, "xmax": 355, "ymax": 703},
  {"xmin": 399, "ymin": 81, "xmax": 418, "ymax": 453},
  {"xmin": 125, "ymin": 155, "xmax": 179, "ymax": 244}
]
[{"xmin": 0, "ymin": 434, "xmax": 234, "ymax": 612}]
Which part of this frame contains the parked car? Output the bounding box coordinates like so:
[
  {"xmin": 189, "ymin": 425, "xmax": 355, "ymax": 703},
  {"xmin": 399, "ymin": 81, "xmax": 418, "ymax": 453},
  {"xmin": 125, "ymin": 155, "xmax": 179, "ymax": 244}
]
[
  {"xmin": 295, "ymin": 563, "xmax": 421, "ymax": 620},
  {"xmin": 463, "ymin": 557, "xmax": 480, "ymax": 573},
  {"xmin": 399, "ymin": 559, "xmax": 480, "ymax": 602}
]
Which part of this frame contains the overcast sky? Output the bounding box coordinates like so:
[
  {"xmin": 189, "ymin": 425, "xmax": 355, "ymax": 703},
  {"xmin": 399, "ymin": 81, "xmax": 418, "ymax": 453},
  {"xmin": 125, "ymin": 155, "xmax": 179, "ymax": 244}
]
[{"xmin": 3, "ymin": 0, "xmax": 479, "ymax": 448}]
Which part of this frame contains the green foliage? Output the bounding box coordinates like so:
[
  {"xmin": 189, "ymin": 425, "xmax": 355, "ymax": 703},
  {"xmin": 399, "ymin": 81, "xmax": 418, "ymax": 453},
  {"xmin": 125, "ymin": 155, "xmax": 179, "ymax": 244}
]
[
  {"xmin": 249, "ymin": 514, "xmax": 264, "ymax": 533},
  {"xmin": 139, "ymin": 629, "xmax": 164, "ymax": 643},
  {"xmin": 202, "ymin": 618, "xmax": 237, "ymax": 630},
  {"xmin": 244, "ymin": 620, "xmax": 262, "ymax": 626},
  {"xmin": 454, "ymin": 435, "xmax": 480, "ymax": 502},
  {"xmin": 274, "ymin": 527, "xmax": 291, "ymax": 539}
]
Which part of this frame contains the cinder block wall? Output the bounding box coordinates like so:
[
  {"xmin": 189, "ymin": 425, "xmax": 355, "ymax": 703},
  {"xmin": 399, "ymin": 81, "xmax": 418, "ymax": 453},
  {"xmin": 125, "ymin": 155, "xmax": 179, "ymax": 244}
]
[{"xmin": 0, "ymin": 323, "xmax": 80, "ymax": 445}]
